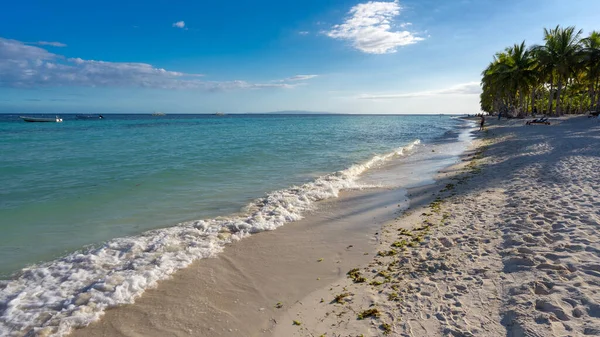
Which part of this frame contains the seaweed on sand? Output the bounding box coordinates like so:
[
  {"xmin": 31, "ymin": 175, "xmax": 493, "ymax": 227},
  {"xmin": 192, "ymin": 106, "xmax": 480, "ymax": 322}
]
[
  {"xmin": 347, "ymin": 268, "xmax": 367, "ymax": 283},
  {"xmin": 357, "ymin": 308, "xmax": 380, "ymax": 320},
  {"xmin": 333, "ymin": 292, "xmax": 352, "ymax": 304}
]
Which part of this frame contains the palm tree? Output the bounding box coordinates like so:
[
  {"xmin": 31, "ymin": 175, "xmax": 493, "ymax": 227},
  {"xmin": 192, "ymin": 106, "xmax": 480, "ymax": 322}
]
[
  {"xmin": 479, "ymin": 25, "xmax": 600, "ymax": 117},
  {"xmin": 532, "ymin": 26, "xmax": 583, "ymax": 115},
  {"xmin": 581, "ymin": 31, "xmax": 600, "ymax": 110},
  {"xmin": 481, "ymin": 54, "xmax": 511, "ymax": 114},
  {"xmin": 531, "ymin": 46, "xmax": 555, "ymax": 114},
  {"xmin": 506, "ymin": 42, "xmax": 538, "ymax": 115},
  {"xmin": 480, "ymin": 42, "xmax": 537, "ymax": 116}
]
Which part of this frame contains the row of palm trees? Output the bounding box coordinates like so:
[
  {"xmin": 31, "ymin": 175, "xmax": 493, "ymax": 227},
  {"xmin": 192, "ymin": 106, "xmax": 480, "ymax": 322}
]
[{"xmin": 480, "ymin": 26, "xmax": 600, "ymax": 116}]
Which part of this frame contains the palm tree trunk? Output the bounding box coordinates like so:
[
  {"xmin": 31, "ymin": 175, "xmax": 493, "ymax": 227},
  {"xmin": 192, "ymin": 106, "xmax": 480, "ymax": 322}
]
[
  {"xmin": 589, "ymin": 78, "xmax": 598, "ymax": 111},
  {"xmin": 595, "ymin": 77, "xmax": 600, "ymax": 111},
  {"xmin": 519, "ymin": 91, "xmax": 525, "ymax": 117},
  {"xmin": 530, "ymin": 90, "xmax": 536, "ymax": 116},
  {"xmin": 589, "ymin": 85, "xmax": 595, "ymax": 112},
  {"xmin": 556, "ymin": 78, "xmax": 563, "ymax": 116},
  {"xmin": 495, "ymin": 89, "xmax": 501, "ymax": 115},
  {"xmin": 547, "ymin": 80, "xmax": 554, "ymax": 115},
  {"xmin": 567, "ymin": 86, "xmax": 573, "ymax": 114}
]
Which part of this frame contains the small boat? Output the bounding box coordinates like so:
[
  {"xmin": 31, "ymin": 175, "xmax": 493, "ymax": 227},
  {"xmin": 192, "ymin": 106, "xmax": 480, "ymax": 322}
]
[
  {"xmin": 20, "ymin": 116, "xmax": 63, "ymax": 123},
  {"xmin": 76, "ymin": 114, "xmax": 104, "ymax": 120},
  {"xmin": 152, "ymin": 112, "xmax": 166, "ymax": 116},
  {"xmin": 214, "ymin": 112, "xmax": 225, "ymax": 116}
]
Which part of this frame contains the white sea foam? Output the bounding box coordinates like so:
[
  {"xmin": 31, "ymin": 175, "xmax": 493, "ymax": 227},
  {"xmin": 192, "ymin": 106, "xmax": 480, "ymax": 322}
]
[{"xmin": 0, "ymin": 140, "xmax": 420, "ymax": 337}]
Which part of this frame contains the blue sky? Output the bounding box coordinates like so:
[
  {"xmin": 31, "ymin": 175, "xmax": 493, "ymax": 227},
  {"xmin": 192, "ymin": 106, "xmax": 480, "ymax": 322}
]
[{"xmin": 1, "ymin": 0, "xmax": 599, "ymax": 114}]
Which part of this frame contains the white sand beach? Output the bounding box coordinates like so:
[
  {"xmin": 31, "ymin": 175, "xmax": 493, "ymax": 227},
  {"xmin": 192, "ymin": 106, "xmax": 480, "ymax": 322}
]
[
  {"xmin": 272, "ymin": 116, "xmax": 600, "ymax": 336},
  {"xmin": 70, "ymin": 115, "xmax": 600, "ymax": 337}
]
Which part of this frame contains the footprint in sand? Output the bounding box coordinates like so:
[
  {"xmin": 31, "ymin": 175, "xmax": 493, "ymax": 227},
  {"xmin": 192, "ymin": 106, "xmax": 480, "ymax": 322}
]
[{"xmin": 535, "ymin": 299, "xmax": 570, "ymax": 321}]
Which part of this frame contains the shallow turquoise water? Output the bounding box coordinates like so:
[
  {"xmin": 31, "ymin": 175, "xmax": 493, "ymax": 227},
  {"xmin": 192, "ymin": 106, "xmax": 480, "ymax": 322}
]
[{"xmin": 0, "ymin": 114, "xmax": 458, "ymax": 276}]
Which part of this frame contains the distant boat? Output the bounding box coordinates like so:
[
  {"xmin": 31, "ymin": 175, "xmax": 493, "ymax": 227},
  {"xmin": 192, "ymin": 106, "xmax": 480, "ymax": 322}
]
[
  {"xmin": 76, "ymin": 114, "xmax": 104, "ymax": 120},
  {"xmin": 214, "ymin": 112, "xmax": 225, "ymax": 116},
  {"xmin": 20, "ymin": 116, "xmax": 63, "ymax": 123},
  {"xmin": 152, "ymin": 112, "xmax": 166, "ymax": 116}
]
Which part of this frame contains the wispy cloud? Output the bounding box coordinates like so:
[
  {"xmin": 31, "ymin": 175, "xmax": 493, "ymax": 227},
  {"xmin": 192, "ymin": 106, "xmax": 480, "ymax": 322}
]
[
  {"xmin": 298, "ymin": 31, "xmax": 309, "ymax": 35},
  {"xmin": 172, "ymin": 21, "xmax": 185, "ymax": 29},
  {"xmin": 358, "ymin": 82, "xmax": 481, "ymax": 99},
  {"xmin": 326, "ymin": 0, "xmax": 423, "ymax": 54},
  {"xmin": 0, "ymin": 37, "xmax": 312, "ymax": 91},
  {"xmin": 35, "ymin": 41, "xmax": 67, "ymax": 47},
  {"xmin": 282, "ymin": 74, "xmax": 318, "ymax": 81}
]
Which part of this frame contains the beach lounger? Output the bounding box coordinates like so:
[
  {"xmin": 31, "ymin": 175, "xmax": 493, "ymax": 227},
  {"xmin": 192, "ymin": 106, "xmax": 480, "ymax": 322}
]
[{"xmin": 526, "ymin": 117, "xmax": 550, "ymax": 125}]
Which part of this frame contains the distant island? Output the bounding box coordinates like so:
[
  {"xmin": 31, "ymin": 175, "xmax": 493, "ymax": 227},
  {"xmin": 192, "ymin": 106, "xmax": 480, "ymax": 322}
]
[{"xmin": 263, "ymin": 110, "xmax": 336, "ymax": 115}]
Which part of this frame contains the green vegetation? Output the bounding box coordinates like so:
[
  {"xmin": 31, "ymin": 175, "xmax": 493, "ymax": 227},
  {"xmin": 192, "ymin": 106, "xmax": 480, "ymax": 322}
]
[
  {"xmin": 481, "ymin": 26, "xmax": 600, "ymax": 116},
  {"xmin": 370, "ymin": 279, "xmax": 384, "ymax": 286},
  {"xmin": 441, "ymin": 183, "xmax": 455, "ymax": 192},
  {"xmin": 391, "ymin": 240, "xmax": 408, "ymax": 248},
  {"xmin": 388, "ymin": 292, "xmax": 400, "ymax": 301},
  {"xmin": 347, "ymin": 268, "xmax": 367, "ymax": 283},
  {"xmin": 429, "ymin": 198, "xmax": 443, "ymax": 214},
  {"xmin": 397, "ymin": 228, "xmax": 413, "ymax": 236},
  {"xmin": 357, "ymin": 308, "xmax": 380, "ymax": 320},
  {"xmin": 333, "ymin": 292, "xmax": 352, "ymax": 304},
  {"xmin": 381, "ymin": 323, "xmax": 392, "ymax": 334},
  {"xmin": 377, "ymin": 249, "xmax": 398, "ymax": 257}
]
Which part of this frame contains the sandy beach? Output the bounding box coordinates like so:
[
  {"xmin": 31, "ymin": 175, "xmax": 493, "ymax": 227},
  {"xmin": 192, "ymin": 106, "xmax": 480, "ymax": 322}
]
[
  {"xmin": 3, "ymin": 3, "xmax": 599, "ymax": 337},
  {"xmin": 69, "ymin": 115, "xmax": 600, "ymax": 337}
]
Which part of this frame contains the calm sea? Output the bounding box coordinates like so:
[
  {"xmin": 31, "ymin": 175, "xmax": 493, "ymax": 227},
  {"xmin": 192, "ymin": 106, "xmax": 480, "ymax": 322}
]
[{"xmin": 0, "ymin": 113, "xmax": 469, "ymax": 335}]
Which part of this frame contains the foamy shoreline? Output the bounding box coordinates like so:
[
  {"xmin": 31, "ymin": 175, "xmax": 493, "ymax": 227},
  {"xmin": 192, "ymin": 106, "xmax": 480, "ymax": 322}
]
[
  {"xmin": 61, "ymin": 125, "xmax": 473, "ymax": 336},
  {"xmin": 2, "ymin": 134, "xmax": 446, "ymax": 336}
]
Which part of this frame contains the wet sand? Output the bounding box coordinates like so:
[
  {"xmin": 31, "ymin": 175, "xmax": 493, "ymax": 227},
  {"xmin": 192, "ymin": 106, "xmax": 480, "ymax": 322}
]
[
  {"xmin": 70, "ymin": 186, "xmax": 412, "ymax": 336},
  {"xmin": 70, "ymin": 126, "xmax": 473, "ymax": 337}
]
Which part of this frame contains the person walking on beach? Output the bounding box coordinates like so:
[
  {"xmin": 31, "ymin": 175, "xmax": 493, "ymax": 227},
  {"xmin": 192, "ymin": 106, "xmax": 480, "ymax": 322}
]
[{"xmin": 480, "ymin": 115, "xmax": 485, "ymax": 131}]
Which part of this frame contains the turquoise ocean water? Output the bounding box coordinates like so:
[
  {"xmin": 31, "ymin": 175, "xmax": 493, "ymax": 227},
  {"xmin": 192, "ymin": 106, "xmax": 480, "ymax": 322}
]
[{"xmin": 0, "ymin": 113, "xmax": 466, "ymax": 335}]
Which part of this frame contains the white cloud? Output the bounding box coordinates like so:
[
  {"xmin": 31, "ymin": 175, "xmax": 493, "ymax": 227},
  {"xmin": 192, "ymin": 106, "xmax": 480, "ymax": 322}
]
[
  {"xmin": 199, "ymin": 80, "xmax": 296, "ymax": 91},
  {"xmin": 282, "ymin": 74, "xmax": 318, "ymax": 81},
  {"xmin": 35, "ymin": 41, "xmax": 67, "ymax": 47},
  {"xmin": 326, "ymin": 1, "xmax": 423, "ymax": 54},
  {"xmin": 358, "ymin": 82, "xmax": 481, "ymax": 99},
  {"xmin": 0, "ymin": 38, "xmax": 54, "ymax": 61},
  {"xmin": 0, "ymin": 37, "xmax": 311, "ymax": 91},
  {"xmin": 298, "ymin": 31, "xmax": 309, "ymax": 35},
  {"xmin": 172, "ymin": 21, "xmax": 185, "ymax": 29}
]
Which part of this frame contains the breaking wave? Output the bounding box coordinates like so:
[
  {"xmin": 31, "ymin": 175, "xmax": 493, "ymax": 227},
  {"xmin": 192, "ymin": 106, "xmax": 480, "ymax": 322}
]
[{"xmin": 0, "ymin": 140, "xmax": 420, "ymax": 337}]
